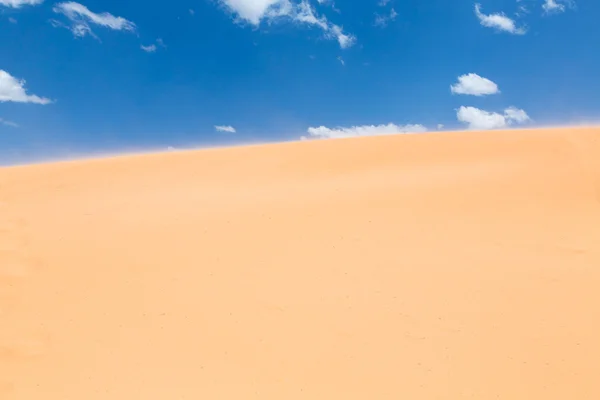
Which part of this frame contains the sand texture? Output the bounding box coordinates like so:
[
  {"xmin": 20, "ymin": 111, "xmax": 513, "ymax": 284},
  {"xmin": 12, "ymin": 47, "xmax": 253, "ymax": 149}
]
[{"xmin": 2, "ymin": 127, "xmax": 600, "ymax": 399}]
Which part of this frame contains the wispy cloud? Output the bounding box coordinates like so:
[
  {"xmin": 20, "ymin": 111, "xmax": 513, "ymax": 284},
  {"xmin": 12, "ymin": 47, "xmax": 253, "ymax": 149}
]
[
  {"xmin": 0, "ymin": 69, "xmax": 52, "ymax": 105},
  {"xmin": 315, "ymin": 0, "xmax": 340, "ymax": 13},
  {"xmin": 0, "ymin": 118, "xmax": 19, "ymax": 128},
  {"xmin": 215, "ymin": 125, "xmax": 236, "ymax": 133},
  {"xmin": 306, "ymin": 123, "xmax": 427, "ymax": 139},
  {"xmin": 456, "ymin": 106, "xmax": 530, "ymax": 130},
  {"xmin": 141, "ymin": 44, "xmax": 157, "ymax": 53},
  {"xmin": 451, "ymin": 73, "xmax": 500, "ymax": 96},
  {"xmin": 52, "ymin": 2, "xmax": 136, "ymax": 38},
  {"xmin": 141, "ymin": 38, "xmax": 166, "ymax": 53},
  {"xmin": 0, "ymin": 0, "xmax": 43, "ymax": 8},
  {"xmin": 474, "ymin": 3, "xmax": 526, "ymax": 35},
  {"xmin": 374, "ymin": 7, "xmax": 397, "ymax": 27},
  {"xmin": 218, "ymin": 0, "xmax": 355, "ymax": 49},
  {"xmin": 543, "ymin": 0, "xmax": 575, "ymax": 14}
]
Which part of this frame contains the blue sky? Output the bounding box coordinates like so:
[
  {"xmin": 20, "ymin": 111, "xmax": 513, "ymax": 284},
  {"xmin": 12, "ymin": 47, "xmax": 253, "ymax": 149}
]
[{"xmin": 1, "ymin": 0, "xmax": 598, "ymax": 165}]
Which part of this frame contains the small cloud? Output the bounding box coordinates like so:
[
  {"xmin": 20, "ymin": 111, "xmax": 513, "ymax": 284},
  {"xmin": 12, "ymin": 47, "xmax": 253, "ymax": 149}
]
[
  {"xmin": 309, "ymin": 54, "xmax": 316, "ymax": 59},
  {"xmin": 456, "ymin": 106, "xmax": 530, "ymax": 130},
  {"xmin": 0, "ymin": 69, "xmax": 52, "ymax": 104},
  {"xmin": 450, "ymin": 73, "xmax": 500, "ymax": 96},
  {"xmin": 378, "ymin": 0, "xmax": 391, "ymax": 6},
  {"xmin": 215, "ymin": 125, "xmax": 236, "ymax": 133},
  {"xmin": 141, "ymin": 38, "xmax": 165, "ymax": 53},
  {"xmin": 52, "ymin": 2, "xmax": 136, "ymax": 38},
  {"xmin": 141, "ymin": 44, "xmax": 157, "ymax": 53},
  {"xmin": 542, "ymin": 0, "xmax": 575, "ymax": 14},
  {"xmin": 337, "ymin": 56, "xmax": 345, "ymax": 66},
  {"xmin": 8, "ymin": 17, "xmax": 18, "ymax": 23},
  {"xmin": 374, "ymin": 7, "xmax": 397, "ymax": 27},
  {"xmin": 0, "ymin": 0, "xmax": 43, "ymax": 8},
  {"xmin": 189, "ymin": 8, "xmax": 195, "ymax": 15},
  {"xmin": 474, "ymin": 3, "xmax": 526, "ymax": 35},
  {"xmin": 306, "ymin": 123, "xmax": 427, "ymax": 139},
  {"xmin": 316, "ymin": 0, "xmax": 340, "ymax": 13},
  {"xmin": 437, "ymin": 124, "xmax": 444, "ymax": 130},
  {"xmin": 0, "ymin": 118, "xmax": 19, "ymax": 128}
]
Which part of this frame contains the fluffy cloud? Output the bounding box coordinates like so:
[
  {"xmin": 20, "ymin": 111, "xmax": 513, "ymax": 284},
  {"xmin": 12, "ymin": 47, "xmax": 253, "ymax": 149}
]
[
  {"xmin": 474, "ymin": 3, "xmax": 526, "ymax": 35},
  {"xmin": 451, "ymin": 73, "xmax": 500, "ymax": 96},
  {"xmin": 218, "ymin": 0, "xmax": 355, "ymax": 49},
  {"xmin": 0, "ymin": 117, "xmax": 19, "ymax": 128},
  {"xmin": 52, "ymin": 2, "xmax": 136, "ymax": 38},
  {"xmin": 456, "ymin": 106, "xmax": 530, "ymax": 130},
  {"xmin": 306, "ymin": 123, "xmax": 427, "ymax": 139},
  {"xmin": 215, "ymin": 125, "xmax": 237, "ymax": 133},
  {"xmin": 0, "ymin": 70, "xmax": 52, "ymax": 104},
  {"xmin": 0, "ymin": 0, "xmax": 43, "ymax": 7}
]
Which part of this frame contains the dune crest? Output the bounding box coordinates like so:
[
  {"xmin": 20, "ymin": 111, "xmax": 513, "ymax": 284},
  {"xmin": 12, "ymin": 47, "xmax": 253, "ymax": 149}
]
[{"xmin": 1, "ymin": 127, "xmax": 600, "ymax": 399}]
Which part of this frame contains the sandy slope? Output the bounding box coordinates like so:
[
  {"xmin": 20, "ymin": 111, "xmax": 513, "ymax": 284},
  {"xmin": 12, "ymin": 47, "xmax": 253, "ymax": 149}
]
[{"xmin": 1, "ymin": 127, "xmax": 600, "ymax": 399}]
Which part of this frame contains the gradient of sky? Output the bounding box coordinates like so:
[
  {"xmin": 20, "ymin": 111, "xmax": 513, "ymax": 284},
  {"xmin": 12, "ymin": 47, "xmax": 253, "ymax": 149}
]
[{"xmin": 1, "ymin": 0, "xmax": 598, "ymax": 165}]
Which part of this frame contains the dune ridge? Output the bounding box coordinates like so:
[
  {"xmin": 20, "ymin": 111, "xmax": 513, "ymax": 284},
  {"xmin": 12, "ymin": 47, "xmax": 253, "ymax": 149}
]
[{"xmin": 1, "ymin": 127, "xmax": 600, "ymax": 399}]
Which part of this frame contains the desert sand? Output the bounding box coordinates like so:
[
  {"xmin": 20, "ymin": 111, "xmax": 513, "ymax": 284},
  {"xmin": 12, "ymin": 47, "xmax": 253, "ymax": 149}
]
[{"xmin": 1, "ymin": 127, "xmax": 600, "ymax": 399}]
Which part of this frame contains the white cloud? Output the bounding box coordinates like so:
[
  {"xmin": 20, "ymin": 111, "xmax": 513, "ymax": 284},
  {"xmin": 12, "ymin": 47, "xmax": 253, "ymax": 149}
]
[
  {"xmin": 543, "ymin": 0, "xmax": 575, "ymax": 14},
  {"xmin": 0, "ymin": 0, "xmax": 43, "ymax": 8},
  {"xmin": 306, "ymin": 123, "xmax": 427, "ymax": 139},
  {"xmin": 52, "ymin": 2, "xmax": 136, "ymax": 38},
  {"xmin": 215, "ymin": 125, "xmax": 236, "ymax": 133},
  {"xmin": 218, "ymin": 0, "xmax": 355, "ymax": 49},
  {"xmin": 474, "ymin": 3, "xmax": 526, "ymax": 34},
  {"xmin": 456, "ymin": 106, "xmax": 530, "ymax": 130},
  {"xmin": 220, "ymin": 0, "xmax": 281, "ymax": 25},
  {"xmin": 503, "ymin": 106, "xmax": 531, "ymax": 123},
  {"xmin": 141, "ymin": 44, "xmax": 157, "ymax": 53},
  {"xmin": 337, "ymin": 56, "xmax": 345, "ymax": 66},
  {"xmin": 0, "ymin": 70, "xmax": 52, "ymax": 105},
  {"xmin": 0, "ymin": 118, "xmax": 19, "ymax": 128},
  {"xmin": 450, "ymin": 73, "xmax": 500, "ymax": 96},
  {"xmin": 328, "ymin": 23, "xmax": 355, "ymax": 49},
  {"xmin": 141, "ymin": 38, "xmax": 166, "ymax": 52},
  {"xmin": 543, "ymin": 0, "xmax": 564, "ymax": 13}
]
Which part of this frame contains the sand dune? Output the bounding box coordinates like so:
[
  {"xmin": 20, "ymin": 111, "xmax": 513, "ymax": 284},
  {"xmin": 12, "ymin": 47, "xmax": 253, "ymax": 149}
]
[{"xmin": 1, "ymin": 127, "xmax": 600, "ymax": 399}]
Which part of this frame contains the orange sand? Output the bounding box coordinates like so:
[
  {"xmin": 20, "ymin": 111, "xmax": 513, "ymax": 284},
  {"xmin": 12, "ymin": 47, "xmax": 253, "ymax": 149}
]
[{"xmin": 2, "ymin": 127, "xmax": 600, "ymax": 399}]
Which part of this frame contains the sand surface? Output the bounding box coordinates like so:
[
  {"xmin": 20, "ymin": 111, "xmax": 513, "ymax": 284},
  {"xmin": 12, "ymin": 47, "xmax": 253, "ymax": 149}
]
[{"xmin": 1, "ymin": 127, "xmax": 600, "ymax": 399}]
